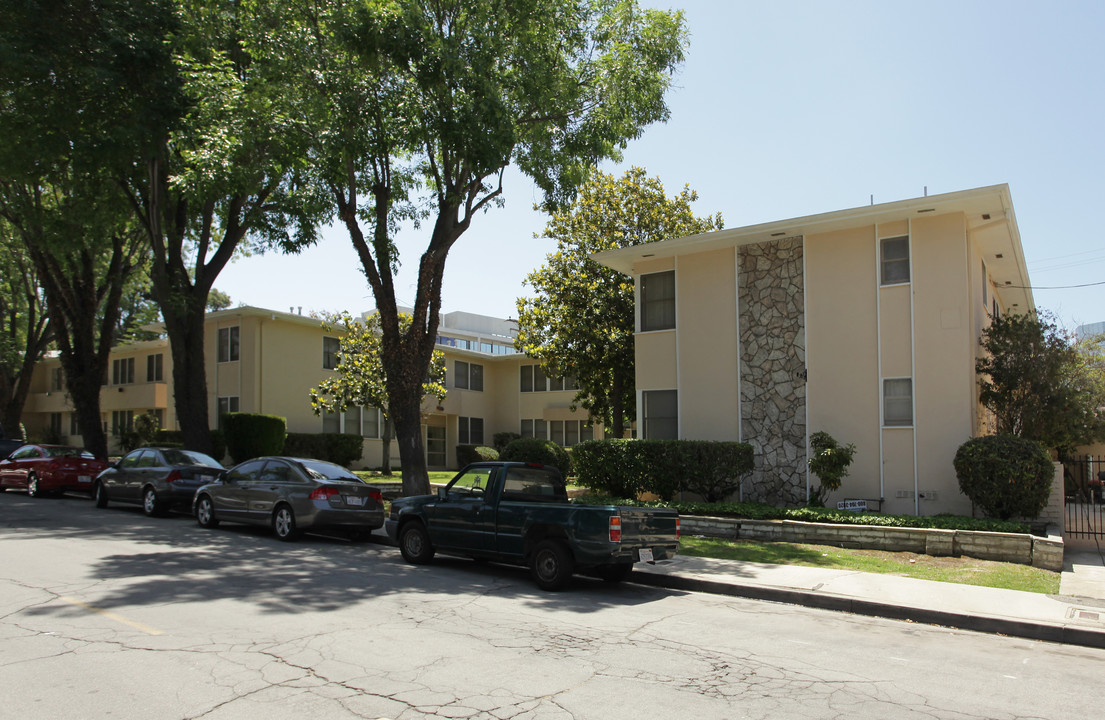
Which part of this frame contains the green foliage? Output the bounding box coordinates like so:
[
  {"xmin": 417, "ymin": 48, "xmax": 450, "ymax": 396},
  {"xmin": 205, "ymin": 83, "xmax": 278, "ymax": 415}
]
[
  {"xmin": 222, "ymin": 413, "xmax": 287, "ymax": 464},
  {"xmin": 806, "ymin": 431, "xmax": 857, "ymax": 506},
  {"xmin": 575, "ymin": 495, "xmax": 1031, "ymax": 534},
  {"xmin": 282, "ymin": 432, "xmax": 365, "ymax": 467},
  {"xmin": 456, "ymin": 445, "xmax": 500, "ymax": 466},
  {"xmin": 152, "ymin": 429, "xmax": 224, "ymax": 459},
  {"xmin": 954, "ymin": 434, "xmax": 1054, "ymax": 521},
  {"xmin": 117, "ymin": 411, "xmax": 162, "ymax": 453},
  {"xmin": 572, "ymin": 439, "xmax": 754, "ymax": 502},
  {"xmin": 516, "ymin": 168, "xmax": 723, "ymax": 436},
  {"xmin": 492, "ymin": 432, "xmax": 521, "ymax": 452},
  {"xmin": 976, "ymin": 312, "xmax": 1105, "ymax": 455},
  {"xmin": 500, "ymin": 438, "xmax": 571, "ymax": 477},
  {"xmin": 206, "ymin": 288, "xmax": 232, "ymax": 312}
]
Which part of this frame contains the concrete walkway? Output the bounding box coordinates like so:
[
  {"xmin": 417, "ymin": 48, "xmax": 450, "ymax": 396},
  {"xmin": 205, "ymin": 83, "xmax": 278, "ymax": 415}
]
[{"xmin": 632, "ymin": 544, "xmax": 1105, "ymax": 649}]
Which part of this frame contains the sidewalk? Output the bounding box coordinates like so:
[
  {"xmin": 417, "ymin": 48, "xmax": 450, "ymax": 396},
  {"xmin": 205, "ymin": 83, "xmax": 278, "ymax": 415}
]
[{"xmin": 631, "ymin": 545, "xmax": 1105, "ymax": 650}]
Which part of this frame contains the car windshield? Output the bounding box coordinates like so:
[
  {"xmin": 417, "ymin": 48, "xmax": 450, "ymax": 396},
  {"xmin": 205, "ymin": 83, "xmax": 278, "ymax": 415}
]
[
  {"xmin": 297, "ymin": 459, "xmax": 359, "ymax": 483},
  {"xmin": 161, "ymin": 449, "xmax": 221, "ymax": 467},
  {"xmin": 43, "ymin": 446, "xmax": 88, "ymax": 458}
]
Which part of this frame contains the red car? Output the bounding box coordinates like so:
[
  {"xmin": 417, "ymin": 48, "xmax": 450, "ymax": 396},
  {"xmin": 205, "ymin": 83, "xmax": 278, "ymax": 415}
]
[{"xmin": 0, "ymin": 444, "xmax": 110, "ymax": 498}]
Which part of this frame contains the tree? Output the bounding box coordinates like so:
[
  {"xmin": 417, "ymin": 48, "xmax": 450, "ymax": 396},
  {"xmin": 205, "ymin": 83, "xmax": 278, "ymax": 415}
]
[
  {"xmin": 806, "ymin": 431, "xmax": 856, "ymax": 507},
  {"xmin": 976, "ymin": 311, "xmax": 1105, "ymax": 456},
  {"xmin": 0, "ymin": 220, "xmax": 53, "ymax": 434},
  {"xmin": 121, "ymin": 1, "xmax": 328, "ymax": 455},
  {"xmin": 309, "ymin": 312, "xmax": 446, "ymax": 476},
  {"xmin": 515, "ymin": 168, "xmax": 723, "ymax": 437},
  {"xmin": 261, "ymin": 0, "xmax": 689, "ymax": 494},
  {"xmin": 206, "ymin": 289, "xmax": 232, "ymax": 312}
]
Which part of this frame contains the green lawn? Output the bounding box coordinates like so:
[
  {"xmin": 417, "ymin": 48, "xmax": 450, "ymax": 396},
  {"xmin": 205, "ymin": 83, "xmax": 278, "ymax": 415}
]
[
  {"xmin": 354, "ymin": 469, "xmax": 456, "ymax": 484},
  {"xmin": 679, "ymin": 536, "xmax": 1060, "ymax": 594}
]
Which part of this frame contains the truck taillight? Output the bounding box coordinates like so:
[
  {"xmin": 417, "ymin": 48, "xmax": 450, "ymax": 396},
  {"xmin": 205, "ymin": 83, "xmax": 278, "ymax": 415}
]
[
  {"xmin": 608, "ymin": 516, "xmax": 621, "ymax": 543},
  {"xmin": 676, "ymin": 517, "xmax": 681, "ymax": 540}
]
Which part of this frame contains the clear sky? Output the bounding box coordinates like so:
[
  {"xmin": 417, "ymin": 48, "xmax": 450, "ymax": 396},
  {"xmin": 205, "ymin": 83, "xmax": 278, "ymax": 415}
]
[{"xmin": 217, "ymin": 0, "xmax": 1105, "ymax": 332}]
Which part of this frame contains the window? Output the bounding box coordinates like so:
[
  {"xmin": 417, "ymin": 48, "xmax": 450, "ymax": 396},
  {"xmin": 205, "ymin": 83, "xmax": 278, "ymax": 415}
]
[
  {"xmin": 880, "ymin": 236, "xmax": 910, "ymax": 285},
  {"xmin": 217, "ymin": 326, "xmax": 240, "ymax": 363},
  {"xmin": 111, "ymin": 410, "xmax": 134, "ymax": 436},
  {"xmin": 640, "ymin": 271, "xmax": 676, "ymax": 332},
  {"xmin": 146, "ymin": 353, "xmax": 164, "ymax": 382},
  {"xmin": 322, "ymin": 409, "xmax": 340, "ymax": 433},
  {"xmin": 112, "ymin": 357, "xmax": 135, "ymax": 385},
  {"xmin": 323, "ymin": 336, "xmax": 340, "ymax": 370},
  {"xmin": 883, "ymin": 378, "xmax": 913, "ymax": 427},
  {"xmin": 521, "ymin": 365, "xmax": 568, "ymax": 392},
  {"xmin": 458, "ymin": 417, "xmax": 484, "ymax": 445},
  {"xmin": 51, "ymin": 367, "xmax": 64, "ymax": 392},
  {"xmin": 49, "ymin": 412, "xmax": 62, "ymax": 437},
  {"xmin": 361, "ymin": 407, "xmax": 380, "ymax": 438},
  {"xmin": 643, "ymin": 390, "xmax": 678, "ymax": 439},
  {"xmin": 454, "ymin": 361, "xmax": 483, "ymax": 391},
  {"xmin": 69, "ymin": 413, "xmax": 80, "ymax": 437},
  {"xmin": 547, "ymin": 420, "xmax": 594, "ymax": 447},
  {"xmin": 521, "ymin": 418, "xmax": 548, "ymax": 439},
  {"xmin": 426, "ymin": 426, "xmax": 446, "ymax": 467},
  {"xmin": 217, "ymin": 396, "xmax": 240, "ymax": 429}
]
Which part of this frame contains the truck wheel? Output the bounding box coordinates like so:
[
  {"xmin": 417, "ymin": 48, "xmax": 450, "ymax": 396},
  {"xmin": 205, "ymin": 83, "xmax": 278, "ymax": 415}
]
[
  {"xmin": 530, "ymin": 539, "xmax": 575, "ymax": 591},
  {"xmin": 399, "ymin": 522, "xmax": 435, "ymax": 564},
  {"xmin": 595, "ymin": 563, "xmax": 634, "ymax": 583}
]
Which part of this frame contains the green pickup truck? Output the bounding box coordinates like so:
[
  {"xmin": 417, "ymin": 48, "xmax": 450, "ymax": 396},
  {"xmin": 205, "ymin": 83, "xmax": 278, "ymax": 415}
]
[{"xmin": 385, "ymin": 461, "xmax": 680, "ymax": 590}]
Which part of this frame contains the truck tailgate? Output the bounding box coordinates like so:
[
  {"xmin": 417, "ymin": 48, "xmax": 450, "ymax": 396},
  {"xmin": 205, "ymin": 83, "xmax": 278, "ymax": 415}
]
[{"xmin": 617, "ymin": 507, "xmax": 679, "ymax": 546}]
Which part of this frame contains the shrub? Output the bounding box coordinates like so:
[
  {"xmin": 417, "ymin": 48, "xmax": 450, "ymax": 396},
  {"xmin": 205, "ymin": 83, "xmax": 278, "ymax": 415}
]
[
  {"xmin": 571, "ymin": 439, "xmax": 649, "ymax": 497},
  {"xmin": 492, "ymin": 432, "xmax": 520, "ymax": 452},
  {"xmin": 954, "ymin": 434, "xmax": 1053, "ymax": 520},
  {"xmin": 283, "ymin": 432, "xmax": 364, "ymax": 467},
  {"xmin": 152, "ymin": 429, "xmax": 226, "ymax": 460},
  {"xmin": 223, "ymin": 413, "xmax": 287, "ymax": 464},
  {"xmin": 660, "ymin": 440, "xmax": 754, "ymax": 502},
  {"xmin": 500, "ymin": 437, "xmax": 571, "ymax": 476},
  {"xmin": 457, "ymin": 444, "xmax": 499, "ymax": 466},
  {"xmin": 807, "ymin": 431, "xmax": 857, "ymax": 506}
]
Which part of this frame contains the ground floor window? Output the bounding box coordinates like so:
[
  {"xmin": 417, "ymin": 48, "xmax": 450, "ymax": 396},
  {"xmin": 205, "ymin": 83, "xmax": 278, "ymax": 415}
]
[
  {"xmin": 217, "ymin": 396, "xmax": 240, "ymax": 430},
  {"xmin": 643, "ymin": 390, "xmax": 678, "ymax": 440},
  {"xmin": 883, "ymin": 378, "xmax": 913, "ymax": 427},
  {"xmin": 459, "ymin": 416, "xmax": 484, "ymax": 445},
  {"xmin": 549, "ymin": 420, "xmax": 594, "ymax": 447},
  {"xmin": 426, "ymin": 426, "xmax": 446, "ymax": 467}
]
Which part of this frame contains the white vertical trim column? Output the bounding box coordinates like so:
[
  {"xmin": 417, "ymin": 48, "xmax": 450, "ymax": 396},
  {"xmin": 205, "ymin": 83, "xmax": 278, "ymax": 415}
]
[
  {"xmin": 674, "ymin": 256, "xmax": 682, "ymax": 440},
  {"xmin": 874, "ymin": 230, "xmax": 885, "ymax": 503},
  {"xmin": 908, "ymin": 219, "xmax": 919, "ymax": 516}
]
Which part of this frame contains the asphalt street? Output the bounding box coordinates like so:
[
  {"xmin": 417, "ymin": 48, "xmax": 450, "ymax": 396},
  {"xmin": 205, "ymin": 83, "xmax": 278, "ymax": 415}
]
[{"xmin": 2, "ymin": 491, "xmax": 1103, "ymax": 719}]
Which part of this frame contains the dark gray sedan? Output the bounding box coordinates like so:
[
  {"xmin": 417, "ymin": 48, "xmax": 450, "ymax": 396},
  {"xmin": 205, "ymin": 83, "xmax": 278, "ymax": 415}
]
[
  {"xmin": 94, "ymin": 447, "xmax": 224, "ymax": 516},
  {"xmin": 192, "ymin": 457, "xmax": 385, "ymax": 541}
]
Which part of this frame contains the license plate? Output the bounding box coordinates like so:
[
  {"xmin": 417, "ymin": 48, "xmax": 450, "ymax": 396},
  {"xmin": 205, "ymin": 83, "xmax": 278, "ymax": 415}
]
[
  {"xmin": 78, "ymin": 475, "xmax": 91, "ymax": 483},
  {"xmin": 344, "ymin": 496, "xmax": 364, "ymax": 507},
  {"xmin": 639, "ymin": 548, "xmax": 654, "ymax": 563}
]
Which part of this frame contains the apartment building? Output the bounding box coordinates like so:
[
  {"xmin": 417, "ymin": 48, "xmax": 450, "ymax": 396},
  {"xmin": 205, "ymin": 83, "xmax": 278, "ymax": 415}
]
[
  {"xmin": 22, "ymin": 307, "xmax": 601, "ymax": 469},
  {"xmin": 593, "ymin": 184, "xmax": 1031, "ymax": 516}
]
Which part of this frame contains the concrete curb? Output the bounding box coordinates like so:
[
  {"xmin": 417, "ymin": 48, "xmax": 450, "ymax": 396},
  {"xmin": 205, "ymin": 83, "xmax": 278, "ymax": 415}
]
[{"xmin": 629, "ymin": 571, "xmax": 1105, "ymax": 650}]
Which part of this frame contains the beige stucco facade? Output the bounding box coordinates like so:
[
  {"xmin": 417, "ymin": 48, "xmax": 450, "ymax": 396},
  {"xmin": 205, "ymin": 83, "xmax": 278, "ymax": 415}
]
[
  {"xmin": 595, "ymin": 184, "xmax": 1032, "ymax": 515},
  {"xmin": 22, "ymin": 308, "xmax": 601, "ymax": 469}
]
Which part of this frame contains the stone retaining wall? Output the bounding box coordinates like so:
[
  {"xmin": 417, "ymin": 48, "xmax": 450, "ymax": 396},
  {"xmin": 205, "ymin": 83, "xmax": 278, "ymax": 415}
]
[{"xmin": 681, "ymin": 515, "xmax": 1064, "ymax": 571}]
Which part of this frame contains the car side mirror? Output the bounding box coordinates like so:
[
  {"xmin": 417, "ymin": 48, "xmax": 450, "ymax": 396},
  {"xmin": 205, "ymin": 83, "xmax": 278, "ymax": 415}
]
[{"xmin": 437, "ymin": 486, "xmax": 448, "ymax": 501}]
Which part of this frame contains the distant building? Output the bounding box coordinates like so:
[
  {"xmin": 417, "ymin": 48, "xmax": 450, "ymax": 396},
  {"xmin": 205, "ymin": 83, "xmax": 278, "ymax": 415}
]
[
  {"xmin": 594, "ymin": 184, "xmax": 1032, "ymax": 516},
  {"xmin": 22, "ymin": 307, "xmax": 601, "ymax": 468}
]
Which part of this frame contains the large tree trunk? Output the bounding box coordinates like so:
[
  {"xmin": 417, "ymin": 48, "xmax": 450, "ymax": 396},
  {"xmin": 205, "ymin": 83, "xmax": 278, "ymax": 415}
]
[
  {"xmin": 160, "ymin": 297, "xmax": 213, "ymax": 455},
  {"xmin": 380, "ymin": 417, "xmax": 393, "ymax": 476}
]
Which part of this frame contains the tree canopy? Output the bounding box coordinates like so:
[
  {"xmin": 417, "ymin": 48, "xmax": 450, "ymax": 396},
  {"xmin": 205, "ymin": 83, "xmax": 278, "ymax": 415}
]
[
  {"xmin": 976, "ymin": 311, "xmax": 1105, "ymax": 456},
  {"xmin": 515, "ymin": 167, "xmax": 723, "ymax": 437},
  {"xmin": 256, "ymin": 0, "xmax": 690, "ymax": 494}
]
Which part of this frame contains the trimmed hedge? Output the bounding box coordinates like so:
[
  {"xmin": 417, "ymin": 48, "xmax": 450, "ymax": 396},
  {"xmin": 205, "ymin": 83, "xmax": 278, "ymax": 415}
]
[
  {"xmin": 572, "ymin": 439, "xmax": 754, "ymax": 502},
  {"xmin": 153, "ymin": 429, "xmax": 227, "ymax": 462},
  {"xmin": 457, "ymin": 444, "xmax": 499, "ymax": 466},
  {"xmin": 954, "ymin": 434, "xmax": 1053, "ymax": 520},
  {"xmin": 493, "ymin": 432, "xmax": 520, "ymax": 452},
  {"xmin": 500, "ymin": 437, "xmax": 571, "ymax": 477},
  {"xmin": 223, "ymin": 413, "xmax": 287, "ymax": 464},
  {"xmin": 573, "ymin": 494, "xmax": 1030, "ymax": 534},
  {"xmin": 283, "ymin": 432, "xmax": 365, "ymax": 467}
]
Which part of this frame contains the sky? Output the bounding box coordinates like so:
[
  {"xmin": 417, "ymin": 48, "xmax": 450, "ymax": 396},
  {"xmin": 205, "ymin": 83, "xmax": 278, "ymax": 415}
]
[{"xmin": 216, "ymin": 0, "xmax": 1105, "ymax": 332}]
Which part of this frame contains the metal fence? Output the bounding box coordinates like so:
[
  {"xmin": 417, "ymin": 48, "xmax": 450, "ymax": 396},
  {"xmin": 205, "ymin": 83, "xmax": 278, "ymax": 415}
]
[{"xmin": 1064, "ymin": 455, "xmax": 1105, "ymax": 538}]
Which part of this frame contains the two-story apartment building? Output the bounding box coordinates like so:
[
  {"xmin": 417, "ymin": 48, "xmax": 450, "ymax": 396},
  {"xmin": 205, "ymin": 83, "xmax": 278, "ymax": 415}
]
[
  {"xmin": 21, "ymin": 308, "xmax": 602, "ymax": 469},
  {"xmin": 593, "ymin": 184, "xmax": 1032, "ymax": 516}
]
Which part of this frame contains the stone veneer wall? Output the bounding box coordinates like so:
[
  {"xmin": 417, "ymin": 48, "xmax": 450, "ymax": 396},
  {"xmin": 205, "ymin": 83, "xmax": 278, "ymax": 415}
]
[{"xmin": 738, "ymin": 237, "xmax": 806, "ymax": 505}]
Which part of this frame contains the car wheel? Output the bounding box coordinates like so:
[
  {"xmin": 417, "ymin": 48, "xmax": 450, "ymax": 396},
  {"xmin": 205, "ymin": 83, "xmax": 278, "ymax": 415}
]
[
  {"xmin": 93, "ymin": 482, "xmax": 108, "ymax": 508},
  {"xmin": 272, "ymin": 504, "xmax": 300, "ymax": 541},
  {"xmin": 27, "ymin": 473, "xmax": 49, "ymax": 498},
  {"xmin": 530, "ymin": 539, "xmax": 575, "ymax": 591},
  {"xmin": 398, "ymin": 522, "xmax": 435, "ymax": 564},
  {"xmin": 594, "ymin": 563, "xmax": 634, "ymax": 584},
  {"xmin": 142, "ymin": 486, "xmax": 165, "ymax": 517},
  {"xmin": 195, "ymin": 495, "xmax": 219, "ymax": 529}
]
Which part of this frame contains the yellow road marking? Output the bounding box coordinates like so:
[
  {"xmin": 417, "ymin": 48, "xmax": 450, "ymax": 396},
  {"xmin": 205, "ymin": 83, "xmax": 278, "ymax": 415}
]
[{"xmin": 59, "ymin": 596, "xmax": 164, "ymax": 636}]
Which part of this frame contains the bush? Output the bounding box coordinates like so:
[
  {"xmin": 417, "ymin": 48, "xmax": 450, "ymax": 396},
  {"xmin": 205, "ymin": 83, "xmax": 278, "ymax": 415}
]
[
  {"xmin": 457, "ymin": 444, "xmax": 499, "ymax": 466},
  {"xmin": 500, "ymin": 437, "xmax": 571, "ymax": 477},
  {"xmin": 572, "ymin": 439, "xmax": 754, "ymax": 502},
  {"xmin": 954, "ymin": 434, "xmax": 1053, "ymax": 520},
  {"xmin": 152, "ymin": 429, "xmax": 226, "ymax": 461},
  {"xmin": 283, "ymin": 432, "xmax": 364, "ymax": 467},
  {"xmin": 807, "ymin": 431, "xmax": 857, "ymax": 506},
  {"xmin": 223, "ymin": 413, "xmax": 287, "ymax": 464},
  {"xmin": 492, "ymin": 432, "xmax": 520, "ymax": 452}
]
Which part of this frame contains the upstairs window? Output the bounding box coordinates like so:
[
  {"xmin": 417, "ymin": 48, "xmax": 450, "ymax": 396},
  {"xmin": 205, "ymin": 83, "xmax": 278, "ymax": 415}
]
[
  {"xmin": 640, "ymin": 270, "xmax": 676, "ymax": 331},
  {"xmin": 218, "ymin": 326, "xmax": 240, "ymax": 363},
  {"xmin": 147, "ymin": 353, "xmax": 164, "ymax": 382},
  {"xmin": 880, "ymin": 236, "xmax": 910, "ymax": 285},
  {"xmin": 454, "ymin": 361, "xmax": 483, "ymax": 391},
  {"xmin": 883, "ymin": 378, "xmax": 913, "ymax": 427},
  {"xmin": 112, "ymin": 357, "xmax": 135, "ymax": 385},
  {"xmin": 323, "ymin": 336, "xmax": 340, "ymax": 370}
]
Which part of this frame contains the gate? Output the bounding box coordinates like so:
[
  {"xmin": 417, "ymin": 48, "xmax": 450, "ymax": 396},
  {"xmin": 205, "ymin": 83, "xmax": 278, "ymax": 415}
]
[{"xmin": 1065, "ymin": 455, "xmax": 1105, "ymax": 539}]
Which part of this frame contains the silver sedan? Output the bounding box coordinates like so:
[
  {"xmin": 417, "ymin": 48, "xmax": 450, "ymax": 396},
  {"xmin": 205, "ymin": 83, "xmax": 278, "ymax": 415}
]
[{"xmin": 192, "ymin": 457, "xmax": 385, "ymax": 541}]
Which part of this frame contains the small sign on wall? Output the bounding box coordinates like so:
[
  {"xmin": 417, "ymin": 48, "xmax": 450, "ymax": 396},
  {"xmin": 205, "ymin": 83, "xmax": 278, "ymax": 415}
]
[{"xmin": 837, "ymin": 499, "xmax": 868, "ymax": 513}]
